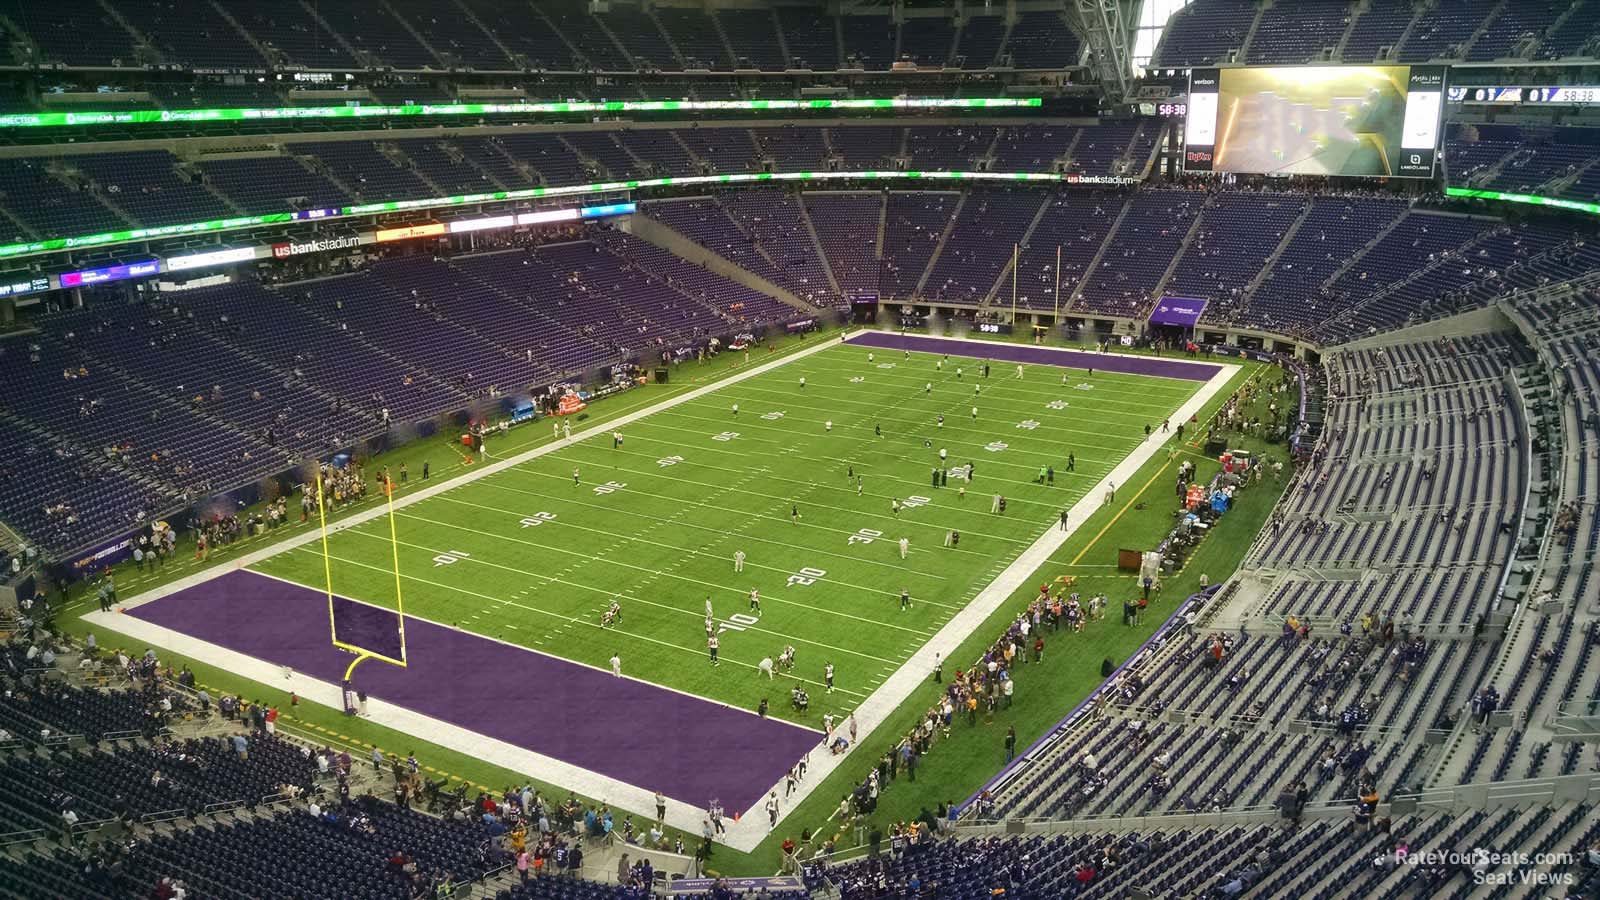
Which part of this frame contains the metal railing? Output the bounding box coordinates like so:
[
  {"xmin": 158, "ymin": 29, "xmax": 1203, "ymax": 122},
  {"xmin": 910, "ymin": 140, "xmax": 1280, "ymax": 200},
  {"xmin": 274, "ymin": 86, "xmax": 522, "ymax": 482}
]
[
  {"xmin": 138, "ymin": 806, "xmax": 192, "ymax": 826},
  {"xmin": 1101, "ymin": 704, "xmax": 1452, "ymax": 744},
  {"xmin": 959, "ymin": 772, "xmax": 1600, "ymax": 837},
  {"xmin": 1545, "ymin": 699, "xmax": 1600, "ymax": 741},
  {"xmin": 959, "ymin": 799, "xmax": 1353, "ymax": 835},
  {"xmin": 0, "ymin": 827, "xmax": 47, "ymax": 847}
]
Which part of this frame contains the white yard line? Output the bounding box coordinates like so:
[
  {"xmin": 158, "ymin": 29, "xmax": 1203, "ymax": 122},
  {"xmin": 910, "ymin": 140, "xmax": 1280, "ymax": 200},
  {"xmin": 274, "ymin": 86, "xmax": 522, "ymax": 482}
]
[
  {"xmin": 492, "ymin": 467, "xmax": 1035, "ymax": 547},
  {"xmin": 279, "ymin": 544, "xmax": 876, "ymax": 696},
  {"xmin": 426, "ymin": 492, "xmax": 950, "ymax": 576},
  {"xmin": 553, "ymin": 429, "xmax": 1101, "ymax": 514},
  {"xmin": 845, "ymin": 331, "xmax": 1226, "ymax": 379},
  {"xmin": 589, "ymin": 409, "xmax": 1124, "ymax": 491},
  {"xmin": 358, "ymin": 505, "xmax": 961, "ymax": 613},
  {"xmin": 798, "ymin": 355, "xmax": 1199, "ymax": 401},
  {"xmin": 328, "ymin": 524, "xmax": 929, "ymax": 656},
  {"xmin": 662, "ymin": 386, "xmax": 1167, "ymax": 445}
]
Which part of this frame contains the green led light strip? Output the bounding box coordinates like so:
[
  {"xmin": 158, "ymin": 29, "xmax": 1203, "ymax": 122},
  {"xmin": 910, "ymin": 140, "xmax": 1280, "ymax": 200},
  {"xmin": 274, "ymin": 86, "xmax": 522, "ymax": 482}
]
[
  {"xmin": 1444, "ymin": 186, "xmax": 1600, "ymax": 216},
  {"xmin": 0, "ymin": 169, "xmax": 1131, "ymax": 261},
  {"xmin": 0, "ymin": 213, "xmax": 296, "ymax": 259},
  {"xmin": 0, "ymin": 97, "xmax": 1042, "ymax": 129}
]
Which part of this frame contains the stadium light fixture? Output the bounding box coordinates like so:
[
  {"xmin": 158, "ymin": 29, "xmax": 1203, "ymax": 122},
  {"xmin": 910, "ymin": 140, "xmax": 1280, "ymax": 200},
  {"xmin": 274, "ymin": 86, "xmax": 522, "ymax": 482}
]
[{"xmin": 0, "ymin": 97, "xmax": 1043, "ymax": 130}]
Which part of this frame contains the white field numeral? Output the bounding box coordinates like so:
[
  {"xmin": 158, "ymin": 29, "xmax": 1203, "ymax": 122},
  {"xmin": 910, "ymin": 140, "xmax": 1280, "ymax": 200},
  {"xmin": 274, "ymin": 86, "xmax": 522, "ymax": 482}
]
[
  {"xmin": 786, "ymin": 566, "xmax": 826, "ymax": 588},
  {"xmin": 712, "ymin": 431, "xmax": 740, "ymax": 442},
  {"xmin": 433, "ymin": 550, "xmax": 471, "ymax": 567},
  {"xmin": 657, "ymin": 455, "xmax": 684, "ymax": 468},
  {"xmin": 519, "ymin": 512, "xmax": 557, "ymax": 528},
  {"xmin": 1047, "ymin": 400, "xmax": 1069, "ymax": 410},
  {"xmin": 847, "ymin": 528, "xmax": 883, "ymax": 545},
  {"xmin": 718, "ymin": 612, "xmax": 760, "ymax": 635},
  {"xmin": 984, "ymin": 441, "xmax": 1009, "ymax": 453},
  {"xmin": 593, "ymin": 481, "xmax": 626, "ymax": 495},
  {"xmin": 902, "ymin": 495, "xmax": 931, "ymax": 509},
  {"xmin": 761, "ymin": 411, "xmax": 785, "ymax": 421},
  {"xmin": 1016, "ymin": 420, "xmax": 1040, "ymax": 430}
]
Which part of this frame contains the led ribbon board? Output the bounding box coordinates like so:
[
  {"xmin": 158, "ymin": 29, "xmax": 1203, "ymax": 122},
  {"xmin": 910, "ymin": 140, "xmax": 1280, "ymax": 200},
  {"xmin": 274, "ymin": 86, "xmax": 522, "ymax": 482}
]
[
  {"xmin": 2, "ymin": 172, "xmax": 1131, "ymax": 262},
  {"xmin": 1450, "ymin": 85, "xmax": 1600, "ymax": 105},
  {"xmin": 0, "ymin": 274, "xmax": 50, "ymax": 298},
  {"xmin": 58, "ymin": 259, "xmax": 159, "ymax": 287},
  {"xmin": 151, "ymin": 203, "xmax": 639, "ymax": 278},
  {"xmin": 164, "ymin": 246, "xmax": 257, "ymax": 271},
  {"xmin": 0, "ymin": 97, "xmax": 1042, "ymax": 130}
]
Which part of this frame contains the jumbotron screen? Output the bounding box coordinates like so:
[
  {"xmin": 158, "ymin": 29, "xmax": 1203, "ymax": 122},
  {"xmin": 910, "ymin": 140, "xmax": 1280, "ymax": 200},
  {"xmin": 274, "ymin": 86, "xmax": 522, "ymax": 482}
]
[{"xmin": 1184, "ymin": 65, "xmax": 1446, "ymax": 178}]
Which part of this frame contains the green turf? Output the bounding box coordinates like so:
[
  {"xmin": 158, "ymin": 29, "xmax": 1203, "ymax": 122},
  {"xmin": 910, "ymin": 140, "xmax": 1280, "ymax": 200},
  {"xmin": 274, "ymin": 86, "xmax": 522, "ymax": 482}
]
[{"xmin": 247, "ymin": 342, "xmax": 1204, "ymax": 726}]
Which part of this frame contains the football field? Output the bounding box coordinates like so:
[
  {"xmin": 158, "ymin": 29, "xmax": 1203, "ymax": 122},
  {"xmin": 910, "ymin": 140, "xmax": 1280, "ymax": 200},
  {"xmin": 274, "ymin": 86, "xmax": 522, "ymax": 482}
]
[
  {"xmin": 249, "ymin": 338, "xmax": 1204, "ymax": 724},
  {"xmin": 94, "ymin": 331, "xmax": 1231, "ymax": 834}
]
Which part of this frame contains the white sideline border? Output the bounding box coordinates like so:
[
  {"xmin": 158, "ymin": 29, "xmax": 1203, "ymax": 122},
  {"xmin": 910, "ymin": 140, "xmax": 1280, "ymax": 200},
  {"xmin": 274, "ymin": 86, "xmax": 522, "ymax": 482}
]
[{"xmin": 84, "ymin": 330, "xmax": 1238, "ymax": 852}]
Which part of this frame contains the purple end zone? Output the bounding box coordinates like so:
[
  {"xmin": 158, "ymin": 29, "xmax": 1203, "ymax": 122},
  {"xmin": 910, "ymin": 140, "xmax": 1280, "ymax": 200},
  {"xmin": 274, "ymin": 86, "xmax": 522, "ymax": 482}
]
[
  {"xmin": 846, "ymin": 332, "xmax": 1222, "ymax": 382},
  {"xmin": 129, "ymin": 569, "xmax": 819, "ymax": 814},
  {"xmin": 333, "ymin": 594, "xmax": 404, "ymax": 662}
]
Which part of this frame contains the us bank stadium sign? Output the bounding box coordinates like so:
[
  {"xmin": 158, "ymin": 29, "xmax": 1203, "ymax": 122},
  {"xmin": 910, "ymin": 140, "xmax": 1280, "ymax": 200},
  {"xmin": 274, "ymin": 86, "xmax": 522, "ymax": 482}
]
[
  {"xmin": 271, "ymin": 234, "xmax": 365, "ymax": 259},
  {"xmin": 1064, "ymin": 174, "xmax": 1139, "ymax": 185}
]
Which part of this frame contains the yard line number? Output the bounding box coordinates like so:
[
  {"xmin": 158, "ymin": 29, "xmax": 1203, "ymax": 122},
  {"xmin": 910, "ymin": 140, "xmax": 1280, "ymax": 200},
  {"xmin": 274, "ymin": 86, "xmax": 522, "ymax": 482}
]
[
  {"xmin": 717, "ymin": 612, "xmax": 761, "ymax": 635},
  {"xmin": 786, "ymin": 566, "xmax": 827, "ymax": 588}
]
